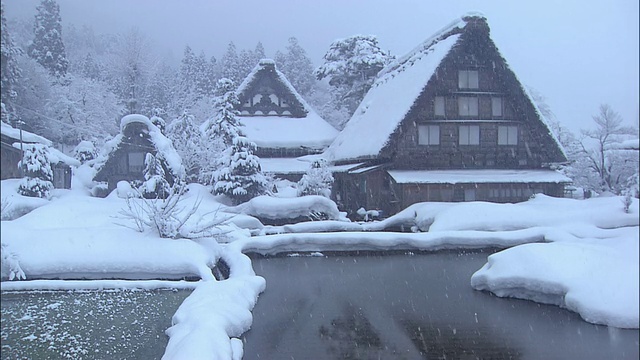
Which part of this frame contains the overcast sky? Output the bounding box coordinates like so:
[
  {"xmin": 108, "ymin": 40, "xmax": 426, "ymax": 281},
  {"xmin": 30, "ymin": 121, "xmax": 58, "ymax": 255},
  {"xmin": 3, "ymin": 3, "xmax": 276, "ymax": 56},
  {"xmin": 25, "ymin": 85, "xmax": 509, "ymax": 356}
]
[{"xmin": 4, "ymin": 0, "xmax": 639, "ymax": 134}]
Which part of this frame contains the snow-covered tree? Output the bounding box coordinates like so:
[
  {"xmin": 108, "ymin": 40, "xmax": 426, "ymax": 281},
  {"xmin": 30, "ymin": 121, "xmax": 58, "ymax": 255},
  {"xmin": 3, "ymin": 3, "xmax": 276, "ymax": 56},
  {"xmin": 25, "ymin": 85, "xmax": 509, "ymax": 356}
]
[
  {"xmin": 254, "ymin": 41, "xmax": 266, "ymax": 59},
  {"xmin": 316, "ymin": 35, "xmax": 394, "ymax": 118},
  {"xmin": 73, "ymin": 140, "xmax": 97, "ymax": 163},
  {"xmin": 297, "ymin": 159, "xmax": 334, "ymax": 198},
  {"xmin": 150, "ymin": 110, "xmax": 166, "ymax": 134},
  {"xmin": 1, "ymin": 4, "xmax": 23, "ymax": 120},
  {"xmin": 213, "ymin": 136, "xmax": 267, "ymax": 204},
  {"xmin": 27, "ymin": 0, "xmax": 68, "ymax": 78},
  {"xmin": 275, "ymin": 37, "xmax": 316, "ymax": 96},
  {"xmin": 206, "ymin": 78, "xmax": 242, "ymax": 146},
  {"xmin": 166, "ymin": 110, "xmax": 202, "ymax": 182},
  {"xmin": 140, "ymin": 152, "xmax": 170, "ymax": 199},
  {"xmin": 220, "ymin": 42, "xmax": 242, "ymax": 85},
  {"xmin": 18, "ymin": 143, "xmax": 54, "ymax": 198},
  {"xmin": 577, "ymin": 104, "xmax": 638, "ymax": 194}
]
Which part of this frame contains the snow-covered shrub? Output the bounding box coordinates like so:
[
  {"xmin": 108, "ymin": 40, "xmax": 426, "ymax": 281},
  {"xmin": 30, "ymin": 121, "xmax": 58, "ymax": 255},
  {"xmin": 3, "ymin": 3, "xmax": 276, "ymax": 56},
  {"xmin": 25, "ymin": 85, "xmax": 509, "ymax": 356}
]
[
  {"xmin": 213, "ymin": 136, "xmax": 268, "ymax": 205},
  {"xmin": 357, "ymin": 207, "xmax": 380, "ymax": 222},
  {"xmin": 73, "ymin": 140, "xmax": 97, "ymax": 163},
  {"xmin": 622, "ymin": 194, "xmax": 633, "ymax": 213},
  {"xmin": 1, "ymin": 243, "xmax": 26, "ymax": 281},
  {"xmin": 18, "ymin": 143, "xmax": 53, "ymax": 198},
  {"xmin": 297, "ymin": 159, "xmax": 334, "ymax": 198},
  {"xmin": 118, "ymin": 183, "xmax": 229, "ymax": 239},
  {"xmin": 139, "ymin": 153, "xmax": 170, "ymax": 199},
  {"xmin": 166, "ymin": 110, "xmax": 202, "ymax": 183}
]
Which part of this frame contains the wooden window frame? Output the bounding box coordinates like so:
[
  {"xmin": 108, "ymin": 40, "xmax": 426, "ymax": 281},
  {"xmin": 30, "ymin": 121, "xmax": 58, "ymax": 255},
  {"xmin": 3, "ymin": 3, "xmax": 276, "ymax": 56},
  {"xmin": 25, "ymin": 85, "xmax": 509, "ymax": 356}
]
[
  {"xmin": 418, "ymin": 124, "xmax": 440, "ymax": 145},
  {"xmin": 459, "ymin": 125, "xmax": 480, "ymax": 145}
]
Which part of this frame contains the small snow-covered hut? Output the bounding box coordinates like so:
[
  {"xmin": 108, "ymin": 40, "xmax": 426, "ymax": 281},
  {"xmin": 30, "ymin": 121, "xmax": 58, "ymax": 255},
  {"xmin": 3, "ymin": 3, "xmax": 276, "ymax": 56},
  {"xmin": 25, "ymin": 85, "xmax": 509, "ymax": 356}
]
[
  {"xmin": 1, "ymin": 121, "xmax": 78, "ymax": 188},
  {"xmin": 93, "ymin": 114, "xmax": 185, "ymax": 194},
  {"xmin": 323, "ymin": 13, "xmax": 569, "ymax": 216},
  {"xmin": 234, "ymin": 59, "xmax": 338, "ymax": 180}
]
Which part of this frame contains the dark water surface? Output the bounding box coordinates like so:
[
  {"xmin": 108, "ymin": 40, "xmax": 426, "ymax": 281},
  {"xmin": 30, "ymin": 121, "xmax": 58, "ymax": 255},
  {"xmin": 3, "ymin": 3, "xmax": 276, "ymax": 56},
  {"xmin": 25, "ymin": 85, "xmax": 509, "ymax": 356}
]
[
  {"xmin": 1, "ymin": 289, "xmax": 191, "ymax": 359},
  {"xmin": 243, "ymin": 250, "xmax": 639, "ymax": 360}
]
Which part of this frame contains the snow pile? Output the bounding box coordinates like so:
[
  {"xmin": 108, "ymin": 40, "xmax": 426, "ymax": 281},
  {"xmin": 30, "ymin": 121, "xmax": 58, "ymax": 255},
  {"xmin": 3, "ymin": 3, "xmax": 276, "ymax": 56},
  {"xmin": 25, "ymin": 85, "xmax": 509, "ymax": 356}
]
[
  {"xmin": 471, "ymin": 227, "xmax": 639, "ymax": 328},
  {"xmin": 227, "ymin": 195, "xmax": 345, "ymax": 221},
  {"xmin": 163, "ymin": 275, "xmax": 266, "ymax": 360},
  {"xmin": 1, "ymin": 179, "xmax": 49, "ymax": 220}
]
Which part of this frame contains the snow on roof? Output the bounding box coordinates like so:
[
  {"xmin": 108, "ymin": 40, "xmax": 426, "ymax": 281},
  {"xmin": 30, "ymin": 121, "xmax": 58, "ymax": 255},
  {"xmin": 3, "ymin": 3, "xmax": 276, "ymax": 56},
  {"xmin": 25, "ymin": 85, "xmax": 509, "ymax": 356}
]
[
  {"xmin": 236, "ymin": 59, "xmax": 338, "ymax": 150},
  {"xmin": 96, "ymin": 115, "xmax": 185, "ymax": 178},
  {"xmin": 324, "ymin": 26, "xmax": 462, "ymax": 162},
  {"xmin": 1, "ymin": 121, "xmax": 52, "ymax": 146},
  {"xmin": 387, "ymin": 169, "xmax": 571, "ymax": 184},
  {"xmin": 239, "ymin": 115, "xmax": 337, "ymax": 149},
  {"xmin": 259, "ymin": 158, "xmax": 312, "ymax": 174}
]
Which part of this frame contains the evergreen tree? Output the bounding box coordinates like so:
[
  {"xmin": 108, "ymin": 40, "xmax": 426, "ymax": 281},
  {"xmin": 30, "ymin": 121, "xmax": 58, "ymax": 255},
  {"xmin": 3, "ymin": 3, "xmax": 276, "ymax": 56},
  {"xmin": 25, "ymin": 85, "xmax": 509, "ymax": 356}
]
[
  {"xmin": 73, "ymin": 140, "xmax": 97, "ymax": 163},
  {"xmin": 1, "ymin": 4, "xmax": 23, "ymax": 121},
  {"xmin": 18, "ymin": 143, "xmax": 54, "ymax": 198},
  {"xmin": 166, "ymin": 110, "xmax": 202, "ymax": 183},
  {"xmin": 254, "ymin": 41, "xmax": 266, "ymax": 60},
  {"xmin": 28, "ymin": 0, "xmax": 68, "ymax": 78},
  {"xmin": 140, "ymin": 152, "xmax": 170, "ymax": 199},
  {"xmin": 297, "ymin": 159, "xmax": 334, "ymax": 198},
  {"xmin": 150, "ymin": 109, "xmax": 166, "ymax": 134},
  {"xmin": 316, "ymin": 35, "xmax": 394, "ymax": 116},
  {"xmin": 276, "ymin": 37, "xmax": 316, "ymax": 96},
  {"xmin": 238, "ymin": 49, "xmax": 257, "ymax": 82},
  {"xmin": 213, "ymin": 136, "xmax": 267, "ymax": 204},
  {"xmin": 220, "ymin": 42, "xmax": 241, "ymax": 85},
  {"xmin": 207, "ymin": 78, "xmax": 242, "ymax": 146}
]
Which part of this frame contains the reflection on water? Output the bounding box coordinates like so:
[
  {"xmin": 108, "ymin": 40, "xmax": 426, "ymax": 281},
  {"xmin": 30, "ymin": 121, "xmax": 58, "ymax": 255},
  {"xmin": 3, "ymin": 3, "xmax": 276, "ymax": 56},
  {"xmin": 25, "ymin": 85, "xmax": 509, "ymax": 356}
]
[
  {"xmin": 244, "ymin": 250, "xmax": 639, "ymax": 360},
  {"xmin": 1, "ymin": 289, "xmax": 191, "ymax": 360}
]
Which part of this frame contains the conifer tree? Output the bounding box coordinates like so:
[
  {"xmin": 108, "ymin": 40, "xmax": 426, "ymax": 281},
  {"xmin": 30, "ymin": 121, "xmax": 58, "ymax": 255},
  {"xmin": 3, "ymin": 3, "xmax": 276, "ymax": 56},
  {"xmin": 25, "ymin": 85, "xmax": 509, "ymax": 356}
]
[
  {"xmin": 166, "ymin": 110, "xmax": 202, "ymax": 182},
  {"xmin": 220, "ymin": 42, "xmax": 241, "ymax": 85},
  {"xmin": 207, "ymin": 78, "xmax": 242, "ymax": 146},
  {"xmin": 275, "ymin": 37, "xmax": 316, "ymax": 96},
  {"xmin": 28, "ymin": 0, "xmax": 68, "ymax": 78},
  {"xmin": 213, "ymin": 136, "xmax": 267, "ymax": 204},
  {"xmin": 73, "ymin": 140, "xmax": 97, "ymax": 164},
  {"xmin": 18, "ymin": 144, "xmax": 54, "ymax": 198},
  {"xmin": 1, "ymin": 4, "xmax": 23, "ymax": 120},
  {"xmin": 297, "ymin": 159, "xmax": 334, "ymax": 198},
  {"xmin": 140, "ymin": 152, "xmax": 170, "ymax": 198}
]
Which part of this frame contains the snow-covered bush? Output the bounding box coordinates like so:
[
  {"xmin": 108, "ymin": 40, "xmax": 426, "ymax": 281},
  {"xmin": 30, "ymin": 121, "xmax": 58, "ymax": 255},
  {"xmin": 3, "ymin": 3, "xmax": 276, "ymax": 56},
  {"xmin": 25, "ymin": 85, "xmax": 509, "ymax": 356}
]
[
  {"xmin": 297, "ymin": 159, "xmax": 334, "ymax": 198},
  {"xmin": 18, "ymin": 143, "xmax": 53, "ymax": 198},
  {"xmin": 357, "ymin": 207, "xmax": 380, "ymax": 222},
  {"xmin": 213, "ymin": 136, "xmax": 268, "ymax": 205},
  {"xmin": 166, "ymin": 110, "xmax": 202, "ymax": 183},
  {"xmin": 139, "ymin": 153, "xmax": 171, "ymax": 199},
  {"xmin": 73, "ymin": 140, "xmax": 97, "ymax": 163},
  {"xmin": 1, "ymin": 243, "xmax": 26, "ymax": 281},
  {"xmin": 118, "ymin": 183, "xmax": 229, "ymax": 239}
]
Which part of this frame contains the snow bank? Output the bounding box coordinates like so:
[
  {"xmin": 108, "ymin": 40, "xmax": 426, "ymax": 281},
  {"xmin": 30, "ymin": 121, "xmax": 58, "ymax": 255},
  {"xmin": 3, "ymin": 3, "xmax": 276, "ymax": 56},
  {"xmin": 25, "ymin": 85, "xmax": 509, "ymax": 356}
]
[
  {"xmin": 1, "ymin": 179, "xmax": 49, "ymax": 220},
  {"xmin": 227, "ymin": 195, "xmax": 345, "ymax": 221},
  {"xmin": 471, "ymin": 227, "xmax": 639, "ymax": 329},
  {"xmin": 162, "ymin": 275, "xmax": 266, "ymax": 360}
]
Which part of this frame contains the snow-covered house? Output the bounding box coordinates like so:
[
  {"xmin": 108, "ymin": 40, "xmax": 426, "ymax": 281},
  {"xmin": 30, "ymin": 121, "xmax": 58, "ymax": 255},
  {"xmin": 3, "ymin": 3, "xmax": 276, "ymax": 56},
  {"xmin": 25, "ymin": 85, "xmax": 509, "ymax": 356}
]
[
  {"xmin": 323, "ymin": 13, "xmax": 569, "ymax": 216},
  {"xmin": 93, "ymin": 114, "xmax": 185, "ymax": 194},
  {"xmin": 235, "ymin": 59, "xmax": 338, "ymax": 180},
  {"xmin": 1, "ymin": 121, "xmax": 78, "ymax": 188}
]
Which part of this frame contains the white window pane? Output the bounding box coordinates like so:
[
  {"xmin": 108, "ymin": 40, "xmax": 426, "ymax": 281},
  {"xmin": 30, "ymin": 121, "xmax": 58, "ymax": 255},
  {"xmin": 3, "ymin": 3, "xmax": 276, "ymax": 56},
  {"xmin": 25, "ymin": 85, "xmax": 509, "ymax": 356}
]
[
  {"xmin": 468, "ymin": 71, "xmax": 479, "ymax": 89},
  {"xmin": 470, "ymin": 126, "xmax": 480, "ymax": 145},
  {"xmin": 435, "ymin": 96, "xmax": 445, "ymax": 116},
  {"xmin": 498, "ymin": 126, "xmax": 507, "ymax": 145},
  {"xmin": 459, "ymin": 126, "xmax": 469, "ymax": 145},
  {"xmin": 429, "ymin": 125, "xmax": 440, "ymax": 145},
  {"xmin": 418, "ymin": 125, "xmax": 429, "ymax": 145},
  {"xmin": 508, "ymin": 126, "xmax": 518, "ymax": 145},
  {"xmin": 469, "ymin": 97, "xmax": 478, "ymax": 116},
  {"xmin": 492, "ymin": 97, "xmax": 502, "ymax": 116},
  {"xmin": 458, "ymin": 70, "xmax": 466, "ymax": 88}
]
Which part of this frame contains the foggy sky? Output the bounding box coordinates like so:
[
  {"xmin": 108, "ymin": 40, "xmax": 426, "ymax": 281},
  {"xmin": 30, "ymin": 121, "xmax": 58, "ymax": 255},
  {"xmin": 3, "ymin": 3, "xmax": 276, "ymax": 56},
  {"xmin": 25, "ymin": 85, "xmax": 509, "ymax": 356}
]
[{"xmin": 4, "ymin": 0, "xmax": 639, "ymax": 134}]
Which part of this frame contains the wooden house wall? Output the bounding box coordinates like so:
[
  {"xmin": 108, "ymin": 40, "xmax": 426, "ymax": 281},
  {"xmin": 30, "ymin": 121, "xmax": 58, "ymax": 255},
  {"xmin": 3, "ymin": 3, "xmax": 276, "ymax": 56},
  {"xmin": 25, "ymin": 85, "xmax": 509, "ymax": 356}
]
[
  {"xmin": 393, "ymin": 182, "xmax": 565, "ymax": 209},
  {"xmin": 1, "ymin": 141, "xmax": 22, "ymax": 180},
  {"xmin": 333, "ymin": 169, "xmax": 400, "ymax": 217},
  {"xmin": 381, "ymin": 20, "xmax": 566, "ymax": 170}
]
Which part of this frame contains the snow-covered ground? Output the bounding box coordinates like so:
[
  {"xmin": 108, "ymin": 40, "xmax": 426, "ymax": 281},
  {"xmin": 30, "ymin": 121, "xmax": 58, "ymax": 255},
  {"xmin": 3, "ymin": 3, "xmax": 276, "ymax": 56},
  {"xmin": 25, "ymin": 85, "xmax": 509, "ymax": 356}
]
[{"xmin": 1, "ymin": 180, "xmax": 638, "ymax": 358}]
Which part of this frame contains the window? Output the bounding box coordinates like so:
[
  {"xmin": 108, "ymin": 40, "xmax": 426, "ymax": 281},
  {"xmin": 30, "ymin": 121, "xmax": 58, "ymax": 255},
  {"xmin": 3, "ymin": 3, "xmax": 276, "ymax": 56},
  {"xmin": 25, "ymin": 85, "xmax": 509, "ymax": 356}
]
[
  {"xmin": 418, "ymin": 125, "xmax": 440, "ymax": 145},
  {"xmin": 459, "ymin": 125, "xmax": 480, "ymax": 145},
  {"xmin": 458, "ymin": 97, "xmax": 478, "ymax": 116},
  {"xmin": 434, "ymin": 96, "xmax": 445, "ymax": 116},
  {"xmin": 498, "ymin": 125, "xmax": 518, "ymax": 145},
  {"xmin": 128, "ymin": 152, "xmax": 146, "ymax": 173},
  {"xmin": 464, "ymin": 189, "xmax": 476, "ymax": 201},
  {"xmin": 458, "ymin": 70, "xmax": 479, "ymax": 89},
  {"xmin": 492, "ymin": 97, "xmax": 503, "ymax": 117}
]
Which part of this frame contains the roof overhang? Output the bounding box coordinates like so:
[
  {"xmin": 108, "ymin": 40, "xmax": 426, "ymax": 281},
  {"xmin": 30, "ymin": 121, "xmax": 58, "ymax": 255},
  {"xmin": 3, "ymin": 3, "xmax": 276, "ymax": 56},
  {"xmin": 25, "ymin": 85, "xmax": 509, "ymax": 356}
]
[{"xmin": 388, "ymin": 169, "xmax": 571, "ymax": 184}]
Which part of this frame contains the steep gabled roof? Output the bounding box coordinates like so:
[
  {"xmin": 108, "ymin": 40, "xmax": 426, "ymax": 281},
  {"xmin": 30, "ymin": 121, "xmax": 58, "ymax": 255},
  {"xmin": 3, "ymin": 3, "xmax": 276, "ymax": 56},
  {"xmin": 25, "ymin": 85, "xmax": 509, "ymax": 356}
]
[
  {"xmin": 235, "ymin": 59, "xmax": 338, "ymax": 150},
  {"xmin": 324, "ymin": 13, "xmax": 566, "ymax": 164}
]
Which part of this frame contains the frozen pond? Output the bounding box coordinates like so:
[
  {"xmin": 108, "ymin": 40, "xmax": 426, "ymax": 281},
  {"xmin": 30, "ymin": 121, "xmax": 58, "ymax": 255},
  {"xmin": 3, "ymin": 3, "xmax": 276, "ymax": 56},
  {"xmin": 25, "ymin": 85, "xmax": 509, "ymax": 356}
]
[
  {"xmin": 1, "ymin": 289, "xmax": 191, "ymax": 359},
  {"xmin": 244, "ymin": 250, "xmax": 639, "ymax": 360}
]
